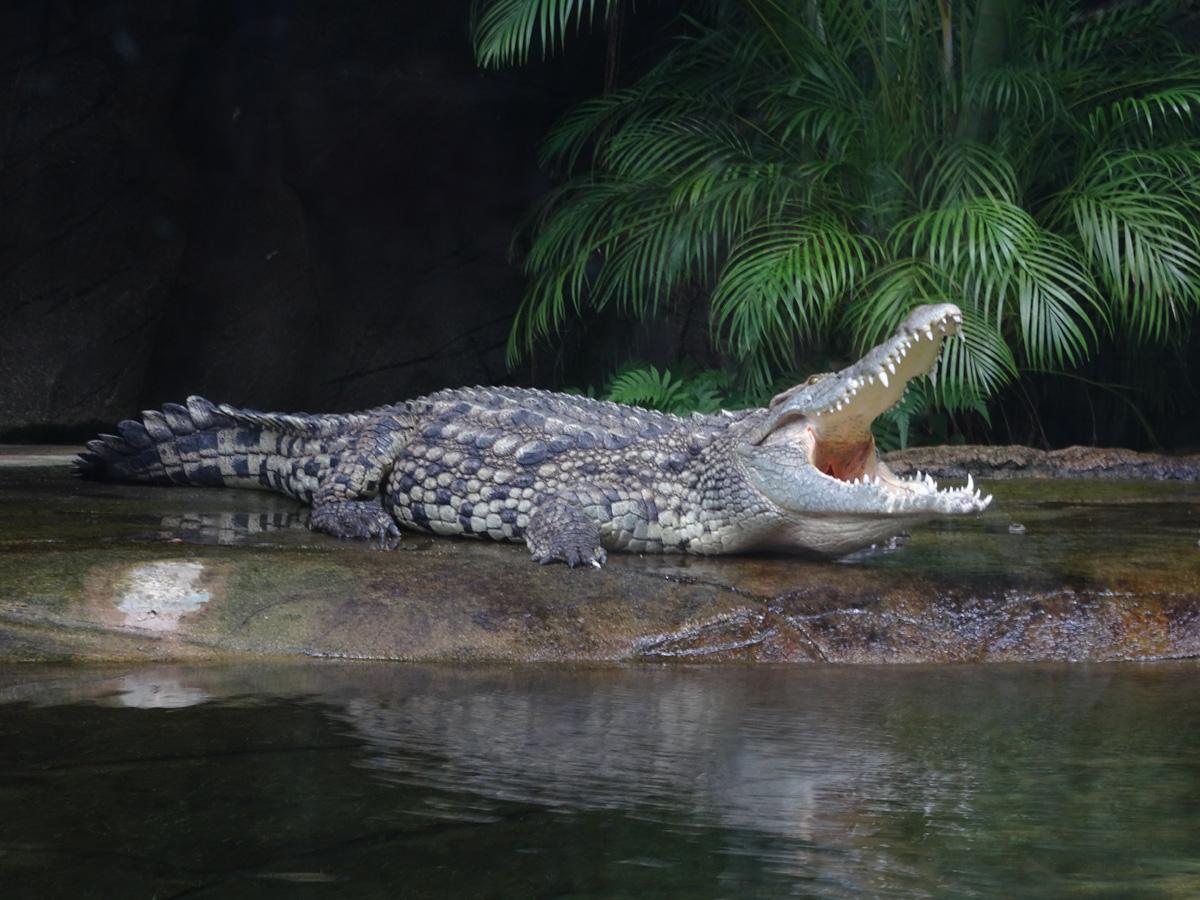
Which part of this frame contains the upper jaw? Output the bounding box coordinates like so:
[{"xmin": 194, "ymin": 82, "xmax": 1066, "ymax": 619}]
[
  {"xmin": 755, "ymin": 303, "xmax": 965, "ymax": 445},
  {"xmin": 739, "ymin": 302, "xmax": 993, "ymax": 522}
]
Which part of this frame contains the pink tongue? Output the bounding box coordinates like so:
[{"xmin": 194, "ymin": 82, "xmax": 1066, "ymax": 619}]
[{"xmin": 813, "ymin": 439, "xmax": 874, "ymax": 481}]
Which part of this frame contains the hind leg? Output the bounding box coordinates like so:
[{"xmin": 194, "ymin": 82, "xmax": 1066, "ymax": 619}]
[
  {"xmin": 310, "ymin": 497, "xmax": 401, "ymax": 547},
  {"xmin": 309, "ymin": 425, "xmax": 407, "ymax": 547}
]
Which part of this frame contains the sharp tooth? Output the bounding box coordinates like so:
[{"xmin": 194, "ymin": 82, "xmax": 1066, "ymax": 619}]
[
  {"xmin": 929, "ymin": 360, "xmax": 939, "ymax": 388},
  {"xmin": 878, "ymin": 369, "xmax": 889, "ymax": 387},
  {"xmin": 983, "ymin": 494, "xmax": 993, "ymax": 507},
  {"xmin": 835, "ymin": 401, "xmax": 843, "ymax": 411},
  {"xmin": 925, "ymin": 328, "xmax": 934, "ymax": 340},
  {"xmin": 938, "ymin": 322, "xmax": 947, "ymax": 332},
  {"xmin": 887, "ymin": 361, "xmax": 896, "ymax": 374},
  {"xmin": 867, "ymin": 374, "xmax": 875, "ymax": 384},
  {"xmin": 952, "ymin": 313, "xmax": 962, "ymax": 323},
  {"xmin": 966, "ymin": 473, "xmax": 974, "ymax": 493}
]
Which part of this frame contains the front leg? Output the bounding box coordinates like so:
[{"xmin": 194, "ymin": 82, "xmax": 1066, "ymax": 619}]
[{"xmin": 524, "ymin": 496, "xmax": 607, "ymax": 568}]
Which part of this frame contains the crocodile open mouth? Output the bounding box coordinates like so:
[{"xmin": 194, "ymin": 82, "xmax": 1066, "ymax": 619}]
[{"xmin": 752, "ymin": 303, "xmax": 991, "ymax": 514}]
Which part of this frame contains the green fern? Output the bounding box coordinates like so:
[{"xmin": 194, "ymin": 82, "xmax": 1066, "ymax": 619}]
[
  {"xmin": 606, "ymin": 365, "xmax": 686, "ymax": 411},
  {"xmin": 603, "ymin": 364, "xmax": 742, "ymax": 415}
]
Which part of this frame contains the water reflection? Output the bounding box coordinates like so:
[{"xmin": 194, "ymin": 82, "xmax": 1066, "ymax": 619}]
[
  {"xmin": 156, "ymin": 509, "xmax": 309, "ymax": 545},
  {"xmin": 1, "ymin": 663, "xmax": 1198, "ymax": 896}
]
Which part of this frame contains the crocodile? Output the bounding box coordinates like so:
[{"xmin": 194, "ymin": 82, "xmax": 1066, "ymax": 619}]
[{"xmin": 77, "ymin": 303, "xmax": 991, "ymax": 566}]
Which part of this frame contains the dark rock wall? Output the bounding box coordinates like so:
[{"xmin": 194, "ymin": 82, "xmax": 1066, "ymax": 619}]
[{"xmin": 0, "ymin": 0, "xmax": 579, "ymax": 438}]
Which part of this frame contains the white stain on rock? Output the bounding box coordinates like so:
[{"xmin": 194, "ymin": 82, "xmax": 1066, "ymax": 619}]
[{"xmin": 115, "ymin": 561, "xmax": 210, "ymax": 632}]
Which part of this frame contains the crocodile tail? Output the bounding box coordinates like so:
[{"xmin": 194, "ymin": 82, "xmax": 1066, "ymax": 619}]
[{"xmin": 74, "ymin": 396, "xmax": 353, "ymax": 498}]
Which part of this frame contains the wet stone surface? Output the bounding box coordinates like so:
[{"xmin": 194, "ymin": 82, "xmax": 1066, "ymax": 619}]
[{"xmin": 0, "ymin": 452, "xmax": 1198, "ymax": 663}]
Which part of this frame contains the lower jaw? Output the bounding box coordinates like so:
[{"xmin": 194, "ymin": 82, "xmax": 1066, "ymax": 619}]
[{"xmin": 762, "ymin": 512, "xmax": 930, "ymax": 558}]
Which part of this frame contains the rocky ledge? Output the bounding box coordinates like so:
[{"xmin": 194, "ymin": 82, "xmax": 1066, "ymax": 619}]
[
  {"xmin": 887, "ymin": 444, "xmax": 1200, "ymax": 480},
  {"xmin": 1, "ymin": 448, "xmax": 1198, "ymax": 664}
]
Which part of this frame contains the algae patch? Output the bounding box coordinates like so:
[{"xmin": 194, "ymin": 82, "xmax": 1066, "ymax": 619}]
[{"xmin": 115, "ymin": 561, "xmax": 211, "ymax": 632}]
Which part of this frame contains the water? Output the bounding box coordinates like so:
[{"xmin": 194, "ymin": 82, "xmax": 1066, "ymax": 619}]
[
  {"xmin": 2, "ymin": 662, "xmax": 1199, "ymax": 897},
  {"xmin": 856, "ymin": 479, "xmax": 1200, "ymax": 594}
]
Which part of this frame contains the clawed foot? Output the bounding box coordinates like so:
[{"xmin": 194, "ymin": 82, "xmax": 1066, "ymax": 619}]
[
  {"xmin": 530, "ymin": 542, "xmax": 608, "ymax": 568},
  {"xmin": 523, "ymin": 497, "xmax": 607, "ymax": 568},
  {"xmin": 310, "ymin": 499, "xmax": 401, "ymax": 549}
]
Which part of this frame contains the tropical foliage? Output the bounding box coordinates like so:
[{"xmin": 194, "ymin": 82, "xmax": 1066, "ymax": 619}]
[
  {"xmin": 603, "ymin": 363, "xmax": 731, "ymax": 414},
  {"xmin": 474, "ymin": 0, "xmax": 1200, "ymax": 431}
]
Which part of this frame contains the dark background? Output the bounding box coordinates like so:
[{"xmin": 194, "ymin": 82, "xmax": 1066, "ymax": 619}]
[
  {"xmin": 0, "ymin": 0, "xmax": 635, "ymax": 441},
  {"xmin": 2, "ymin": 1, "xmax": 1197, "ymax": 450}
]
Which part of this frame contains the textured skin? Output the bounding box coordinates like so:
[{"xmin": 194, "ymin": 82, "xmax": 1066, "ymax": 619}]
[
  {"xmin": 77, "ymin": 306, "xmax": 990, "ymax": 565},
  {"xmin": 78, "ymin": 388, "xmax": 768, "ymax": 566}
]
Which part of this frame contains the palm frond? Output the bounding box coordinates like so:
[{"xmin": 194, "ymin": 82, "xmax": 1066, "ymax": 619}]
[
  {"xmin": 473, "ymin": 0, "xmax": 614, "ymax": 68},
  {"xmin": 850, "ymin": 261, "xmax": 1018, "ymax": 411},
  {"xmin": 762, "ymin": 64, "xmax": 868, "ymax": 153},
  {"xmin": 1085, "ymin": 82, "xmax": 1200, "ymax": 140},
  {"xmin": 539, "ymin": 89, "xmax": 644, "ymax": 173},
  {"xmin": 1011, "ymin": 231, "xmax": 1100, "ymax": 367},
  {"xmin": 892, "ymin": 199, "xmax": 1037, "ymax": 317},
  {"xmin": 507, "ymin": 179, "xmax": 625, "ymax": 362},
  {"xmin": 919, "ymin": 141, "xmax": 1021, "ymax": 206},
  {"xmin": 1060, "ymin": 150, "xmax": 1200, "ymax": 341},
  {"xmin": 965, "ymin": 65, "xmax": 1061, "ymax": 121},
  {"xmin": 1057, "ymin": 0, "xmax": 1180, "ymax": 66},
  {"xmin": 602, "ymin": 119, "xmax": 752, "ymax": 184},
  {"xmin": 935, "ymin": 305, "xmax": 1018, "ymax": 410},
  {"xmin": 711, "ymin": 215, "xmax": 879, "ymax": 381},
  {"xmin": 848, "ymin": 259, "xmax": 950, "ymax": 351}
]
